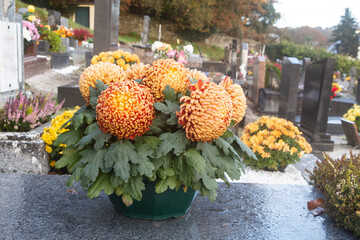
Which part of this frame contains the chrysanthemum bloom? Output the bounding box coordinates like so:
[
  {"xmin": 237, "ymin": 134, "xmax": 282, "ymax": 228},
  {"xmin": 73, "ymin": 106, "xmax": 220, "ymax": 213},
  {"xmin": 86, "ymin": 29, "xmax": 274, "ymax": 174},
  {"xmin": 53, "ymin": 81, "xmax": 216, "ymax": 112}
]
[
  {"xmin": 219, "ymin": 77, "xmax": 247, "ymax": 124},
  {"xmin": 188, "ymin": 69, "xmax": 209, "ymax": 82},
  {"xmin": 125, "ymin": 63, "xmax": 150, "ymax": 81},
  {"xmin": 96, "ymin": 80, "xmax": 155, "ymax": 140},
  {"xmin": 177, "ymin": 80, "xmax": 232, "ymax": 142},
  {"xmin": 142, "ymin": 59, "xmax": 190, "ymax": 102},
  {"xmin": 79, "ymin": 62, "xmax": 126, "ymax": 104}
]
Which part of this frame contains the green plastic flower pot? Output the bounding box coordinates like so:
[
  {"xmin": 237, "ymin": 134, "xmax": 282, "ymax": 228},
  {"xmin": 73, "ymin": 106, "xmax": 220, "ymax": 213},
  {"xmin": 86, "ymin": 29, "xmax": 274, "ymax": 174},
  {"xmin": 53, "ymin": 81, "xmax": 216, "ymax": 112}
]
[{"xmin": 108, "ymin": 180, "xmax": 196, "ymax": 220}]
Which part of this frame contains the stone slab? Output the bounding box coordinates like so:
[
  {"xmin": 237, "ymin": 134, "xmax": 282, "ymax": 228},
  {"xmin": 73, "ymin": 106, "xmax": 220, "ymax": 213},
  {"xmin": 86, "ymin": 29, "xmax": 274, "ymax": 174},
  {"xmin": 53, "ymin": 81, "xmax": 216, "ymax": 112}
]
[
  {"xmin": 0, "ymin": 123, "xmax": 50, "ymax": 174},
  {"xmin": 340, "ymin": 118, "xmax": 360, "ymax": 146},
  {"xmin": 24, "ymin": 56, "xmax": 49, "ymax": 80},
  {"xmin": 57, "ymin": 84, "xmax": 86, "ymax": 108},
  {"xmin": 0, "ymin": 173, "xmax": 355, "ymax": 239}
]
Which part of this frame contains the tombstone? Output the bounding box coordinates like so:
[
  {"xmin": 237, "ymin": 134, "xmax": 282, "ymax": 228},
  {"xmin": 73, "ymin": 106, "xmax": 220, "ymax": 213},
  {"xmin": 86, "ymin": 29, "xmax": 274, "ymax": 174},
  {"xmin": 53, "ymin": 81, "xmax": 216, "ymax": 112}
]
[
  {"xmin": 230, "ymin": 39, "xmax": 237, "ymax": 79},
  {"xmin": 60, "ymin": 17, "xmax": 68, "ymax": 28},
  {"xmin": 17, "ymin": 7, "xmax": 28, "ymax": 16},
  {"xmin": 158, "ymin": 24, "xmax": 161, "ymax": 41},
  {"xmin": 48, "ymin": 10, "xmax": 61, "ymax": 27},
  {"xmin": 110, "ymin": 0, "xmax": 120, "ymax": 50},
  {"xmin": 278, "ymin": 57, "xmax": 301, "ymax": 122},
  {"xmin": 341, "ymin": 118, "xmax": 360, "ymax": 146},
  {"xmin": 224, "ymin": 46, "xmax": 230, "ymax": 64},
  {"xmin": 94, "ymin": 0, "xmax": 111, "ymax": 55},
  {"xmin": 0, "ymin": 0, "xmax": 23, "ymax": 97},
  {"xmin": 349, "ymin": 66, "xmax": 357, "ymax": 94},
  {"xmin": 239, "ymin": 43, "xmax": 248, "ymax": 78},
  {"xmin": 140, "ymin": 15, "xmax": 151, "ymax": 46},
  {"xmin": 301, "ymin": 58, "xmax": 311, "ymax": 85},
  {"xmin": 300, "ymin": 58, "xmax": 335, "ymax": 151},
  {"xmin": 252, "ymin": 56, "xmax": 266, "ymax": 106},
  {"xmin": 61, "ymin": 37, "xmax": 70, "ymax": 53}
]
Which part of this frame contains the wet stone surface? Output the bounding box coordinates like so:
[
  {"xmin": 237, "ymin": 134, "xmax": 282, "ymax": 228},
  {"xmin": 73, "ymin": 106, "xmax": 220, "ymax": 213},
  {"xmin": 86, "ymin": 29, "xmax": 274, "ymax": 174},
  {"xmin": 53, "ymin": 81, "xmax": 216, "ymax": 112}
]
[{"xmin": 0, "ymin": 173, "xmax": 356, "ymax": 240}]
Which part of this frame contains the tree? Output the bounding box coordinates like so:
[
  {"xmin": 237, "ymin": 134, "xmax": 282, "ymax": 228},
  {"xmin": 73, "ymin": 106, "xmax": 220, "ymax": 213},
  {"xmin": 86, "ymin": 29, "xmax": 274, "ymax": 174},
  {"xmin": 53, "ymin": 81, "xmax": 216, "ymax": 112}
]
[{"xmin": 332, "ymin": 8, "xmax": 359, "ymax": 58}]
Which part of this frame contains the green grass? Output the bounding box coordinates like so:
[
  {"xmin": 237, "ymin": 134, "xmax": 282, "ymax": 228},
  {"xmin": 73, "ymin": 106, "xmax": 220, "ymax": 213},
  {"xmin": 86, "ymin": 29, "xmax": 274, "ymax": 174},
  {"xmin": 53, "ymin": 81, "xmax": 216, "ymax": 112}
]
[{"xmin": 118, "ymin": 32, "xmax": 141, "ymax": 43}]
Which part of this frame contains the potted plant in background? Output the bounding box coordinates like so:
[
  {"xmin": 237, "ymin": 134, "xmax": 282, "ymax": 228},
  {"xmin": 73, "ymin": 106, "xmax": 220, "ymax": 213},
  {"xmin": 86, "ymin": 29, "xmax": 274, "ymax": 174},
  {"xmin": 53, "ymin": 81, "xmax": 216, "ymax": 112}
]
[
  {"xmin": 54, "ymin": 59, "xmax": 255, "ymax": 220},
  {"xmin": 241, "ymin": 116, "xmax": 312, "ymax": 171},
  {"xmin": 41, "ymin": 28, "xmax": 69, "ymax": 69},
  {"xmin": 72, "ymin": 28, "xmax": 92, "ymax": 46}
]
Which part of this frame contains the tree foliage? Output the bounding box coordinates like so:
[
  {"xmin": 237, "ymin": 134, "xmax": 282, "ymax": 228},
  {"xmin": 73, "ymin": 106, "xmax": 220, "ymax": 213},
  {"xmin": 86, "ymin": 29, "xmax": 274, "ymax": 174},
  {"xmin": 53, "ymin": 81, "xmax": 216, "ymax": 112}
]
[
  {"xmin": 332, "ymin": 8, "xmax": 359, "ymax": 58},
  {"xmin": 122, "ymin": 0, "xmax": 280, "ymax": 40}
]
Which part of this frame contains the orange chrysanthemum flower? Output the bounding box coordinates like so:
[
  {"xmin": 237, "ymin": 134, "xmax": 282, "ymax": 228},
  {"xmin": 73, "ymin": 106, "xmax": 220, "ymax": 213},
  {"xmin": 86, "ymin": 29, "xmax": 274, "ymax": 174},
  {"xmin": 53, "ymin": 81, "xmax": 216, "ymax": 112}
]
[
  {"xmin": 79, "ymin": 62, "xmax": 126, "ymax": 104},
  {"xmin": 96, "ymin": 80, "xmax": 155, "ymax": 140},
  {"xmin": 142, "ymin": 59, "xmax": 190, "ymax": 102},
  {"xmin": 219, "ymin": 77, "xmax": 247, "ymax": 124},
  {"xmin": 177, "ymin": 80, "xmax": 233, "ymax": 142},
  {"xmin": 188, "ymin": 69, "xmax": 209, "ymax": 82},
  {"xmin": 125, "ymin": 63, "xmax": 150, "ymax": 81}
]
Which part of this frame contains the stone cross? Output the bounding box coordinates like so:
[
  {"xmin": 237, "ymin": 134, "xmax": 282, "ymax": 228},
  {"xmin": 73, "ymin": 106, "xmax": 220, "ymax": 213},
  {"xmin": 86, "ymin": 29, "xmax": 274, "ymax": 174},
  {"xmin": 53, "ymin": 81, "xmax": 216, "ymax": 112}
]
[
  {"xmin": 278, "ymin": 57, "xmax": 301, "ymax": 122},
  {"xmin": 140, "ymin": 15, "xmax": 151, "ymax": 46},
  {"xmin": 300, "ymin": 58, "xmax": 335, "ymax": 151},
  {"xmin": 252, "ymin": 56, "xmax": 266, "ymax": 106}
]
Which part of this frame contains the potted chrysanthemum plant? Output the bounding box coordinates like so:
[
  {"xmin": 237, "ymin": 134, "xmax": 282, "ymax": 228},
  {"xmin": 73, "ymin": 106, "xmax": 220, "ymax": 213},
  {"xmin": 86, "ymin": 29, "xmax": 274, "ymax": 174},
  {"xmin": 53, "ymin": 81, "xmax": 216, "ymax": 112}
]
[
  {"xmin": 241, "ymin": 116, "xmax": 312, "ymax": 171},
  {"xmin": 54, "ymin": 59, "xmax": 255, "ymax": 220}
]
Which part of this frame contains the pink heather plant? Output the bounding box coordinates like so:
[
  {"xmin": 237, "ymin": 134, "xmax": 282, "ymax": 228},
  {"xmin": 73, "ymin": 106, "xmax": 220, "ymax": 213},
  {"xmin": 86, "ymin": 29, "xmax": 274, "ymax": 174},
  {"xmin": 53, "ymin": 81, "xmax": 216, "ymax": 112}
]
[
  {"xmin": 23, "ymin": 20, "xmax": 40, "ymax": 42},
  {"xmin": 0, "ymin": 92, "xmax": 64, "ymax": 132}
]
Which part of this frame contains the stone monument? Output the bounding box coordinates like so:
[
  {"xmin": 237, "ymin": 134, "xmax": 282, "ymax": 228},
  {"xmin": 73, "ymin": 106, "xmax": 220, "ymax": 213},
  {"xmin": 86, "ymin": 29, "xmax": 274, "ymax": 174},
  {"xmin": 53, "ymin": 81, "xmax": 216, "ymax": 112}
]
[
  {"xmin": 300, "ymin": 58, "xmax": 335, "ymax": 151},
  {"xmin": 94, "ymin": 0, "xmax": 112, "ymax": 55},
  {"xmin": 252, "ymin": 56, "xmax": 266, "ymax": 106},
  {"xmin": 230, "ymin": 39, "xmax": 237, "ymax": 79},
  {"xmin": 110, "ymin": 0, "xmax": 120, "ymax": 50},
  {"xmin": 140, "ymin": 15, "xmax": 151, "ymax": 46},
  {"xmin": 47, "ymin": 10, "xmax": 61, "ymax": 27},
  {"xmin": 278, "ymin": 57, "xmax": 301, "ymax": 122}
]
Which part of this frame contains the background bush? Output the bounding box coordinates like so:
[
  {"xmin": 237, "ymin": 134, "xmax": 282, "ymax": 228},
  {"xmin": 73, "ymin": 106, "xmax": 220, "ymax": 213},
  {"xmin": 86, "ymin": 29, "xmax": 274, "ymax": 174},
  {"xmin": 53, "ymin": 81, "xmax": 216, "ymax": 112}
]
[
  {"xmin": 265, "ymin": 41, "xmax": 360, "ymax": 75},
  {"xmin": 310, "ymin": 153, "xmax": 360, "ymax": 236}
]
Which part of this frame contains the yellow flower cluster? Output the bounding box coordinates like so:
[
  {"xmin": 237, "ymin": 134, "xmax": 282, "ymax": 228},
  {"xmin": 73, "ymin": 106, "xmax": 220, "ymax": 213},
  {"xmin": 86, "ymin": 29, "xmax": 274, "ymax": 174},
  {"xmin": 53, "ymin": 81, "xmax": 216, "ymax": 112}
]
[
  {"xmin": 42, "ymin": 107, "xmax": 79, "ymax": 166},
  {"xmin": 91, "ymin": 50, "xmax": 140, "ymax": 70},
  {"xmin": 241, "ymin": 116, "xmax": 312, "ymax": 159},
  {"xmin": 343, "ymin": 104, "xmax": 360, "ymax": 123}
]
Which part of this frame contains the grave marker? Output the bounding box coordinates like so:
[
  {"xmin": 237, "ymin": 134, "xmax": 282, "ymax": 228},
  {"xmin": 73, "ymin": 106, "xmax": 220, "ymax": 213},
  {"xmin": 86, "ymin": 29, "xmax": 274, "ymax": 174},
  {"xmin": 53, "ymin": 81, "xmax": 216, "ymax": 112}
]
[
  {"xmin": 110, "ymin": 0, "xmax": 120, "ymax": 50},
  {"xmin": 252, "ymin": 56, "xmax": 266, "ymax": 106},
  {"xmin": 349, "ymin": 66, "xmax": 357, "ymax": 94},
  {"xmin": 141, "ymin": 15, "xmax": 151, "ymax": 46},
  {"xmin": 300, "ymin": 58, "xmax": 335, "ymax": 151},
  {"xmin": 48, "ymin": 10, "xmax": 61, "ymax": 27},
  {"xmin": 94, "ymin": 0, "xmax": 111, "ymax": 54},
  {"xmin": 341, "ymin": 118, "xmax": 360, "ymax": 146},
  {"xmin": 231, "ymin": 39, "xmax": 237, "ymax": 79},
  {"xmin": 278, "ymin": 57, "xmax": 301, "ymax": 122}
]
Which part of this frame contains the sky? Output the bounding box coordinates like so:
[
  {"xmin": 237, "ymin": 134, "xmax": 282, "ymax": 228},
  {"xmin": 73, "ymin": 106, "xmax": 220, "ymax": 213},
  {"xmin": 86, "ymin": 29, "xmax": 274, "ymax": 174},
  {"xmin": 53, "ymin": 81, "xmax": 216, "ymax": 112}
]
[{"xmin": 274, "ymin": 0, "xmax": 360, "ymax": 29}]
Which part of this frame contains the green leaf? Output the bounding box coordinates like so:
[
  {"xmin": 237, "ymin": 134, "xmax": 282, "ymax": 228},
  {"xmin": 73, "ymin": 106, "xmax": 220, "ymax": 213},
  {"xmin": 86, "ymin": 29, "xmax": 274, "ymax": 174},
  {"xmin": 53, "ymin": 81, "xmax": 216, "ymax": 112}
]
[
  {"xmin": 135, "ymin": 143, "xmax": 155, "ymax": 177},
  {"xmin": 214, "ymin": 137, "xmax": 232, "ymax": 155},
  {"xmin": 165, "ymin": 114, "xmax": 178, "ymax": 125},
  {"xmin": 221, "ymin": 129, "xmax": 234, "ymax": 139},
  {"xmin": 87, "ymin": 173, "xmax": 114, "ymax": 198},
  {"xmin": 90, "ymin": 97, "xmax": 98, "ymax": 108},
  {"xmin": 158, "ymin": 167, "xmax": 175, "ymax": 179},
  {"xmin": 55, "ymin": 149, "xmax": 81, "ymax": 170},
  {"xmin": 89, "ymin": 80, "xmax": 108, "ymax": 99},
  {"xmin": 162, "ymin": 153, "xmax": 172, "ymax": 170},
  {"xmin": 185, "ymin": 149, "xmax": 206, "ymax": 174},
  {"xmin": 104, "ymin": 140, "xmax": 140, "ymax": 181},
  {"xmin": 66, "ymin": 167, "xmax": 82, "ymax": 187},
  {"xmin": 148, "ymin": 113, "xmax": 168, "ymax": 134},
  {"xmin": 54, "ymin": 128, "xmax": 84, "ymax": 147},
  {"xmin": 227, "ymin": 135, "xmax": 257, "ymax": 160},
  {"xmin": 173, "ymin": 154, "xmax": 184, "ymax": 174},
  {"xmin": 201, "ymin": 173, "xmax": 218, "ymax": 191},
  {"xmin": 74, "ymin": 108, "xmax": 96, "ymax": 129},
  {"xmin": 124, "ymin": 176, "xmax": 145, "ymax": 201},
  {"xmin": 81, "ymin": 149, "xmax": 107, "ymax": 182},
  {"xmin": 155, "ymin": 175, "xmax": 178, "ymax": 193},
  {"xmin": 179, "ymin": 158, "xmax": 194, "ymax": 186},
  {"xmin": 122, "ymin": 194, "xmax": 133, "ymax": 207},
  {"xmin": 94, "ymin": 132, "xmax": 112, "ymax": 151},
  {"xmin": 196, "ymin": 142, "xmax": 223, "ymax": 168},
  {"xmin": 141, "ymin": 136, "xmax": 161, "ymax": 149},
  {"xmin": 76, "ymin": 125, "xmax": 102, "ymax": 150},
  {"xmin": 157, "ymin": 130, "xmax": 187, "ymax": 157},
  {"xmin": 163, "ymin": 85, "xmax": 177, "ymax": 102}
]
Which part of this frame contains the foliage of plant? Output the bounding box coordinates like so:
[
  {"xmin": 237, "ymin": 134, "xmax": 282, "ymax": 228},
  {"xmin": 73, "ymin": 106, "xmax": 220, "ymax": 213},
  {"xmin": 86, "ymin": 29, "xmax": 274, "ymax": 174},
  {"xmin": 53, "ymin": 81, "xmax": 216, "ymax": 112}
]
[
  {"xmin": 266, "ymin": 41, "xmax": 360, "ymax": 74},
  {"xmin": 42, "ymin": 107, "xmax": 79, "ymax": 172},
  {"xmin": 152, "ymin": 40, "xmax": 194, "ymax": 65},
  {"xmin": 265, "ymin": 62, "xmax": 282, "ymax": 88},
  {"xmin": 309, "ymin": 153, "xmax": 360, "ymax": 236},
  {"xmin": 343, "ymin": 104, "xmax": 360, "ymax": 131},
  {"xmin": 122, "ymin": 0, "xmax": 279, "ymax": 39},
  {"xmin": 72, "ymin": 28, "xmax": 92, "ymax": 42},
  {"xmin": 241, "ymin": 116, "xmax": 312, "ymax": 171},
  {"xmin": 41, "ymin": 28, "xmax": 64, "ymax": 53},
  {"xmin": 332, "ymin": 8, "xmax": 359, "ymax": 58},
  {"xmin": 91, "ymin": 50, "xmax": 140, "ymax": 70},
  {"xmin": 0, "ymin": 92, "xmax": 63, "ymax": 132},
  {"xmin": 54, "ymin": 78, "xmax": 255, "ymax": 206},
  {"xmin": 20, "ymin": 0, "xmax": 77, "ymax": 17}
]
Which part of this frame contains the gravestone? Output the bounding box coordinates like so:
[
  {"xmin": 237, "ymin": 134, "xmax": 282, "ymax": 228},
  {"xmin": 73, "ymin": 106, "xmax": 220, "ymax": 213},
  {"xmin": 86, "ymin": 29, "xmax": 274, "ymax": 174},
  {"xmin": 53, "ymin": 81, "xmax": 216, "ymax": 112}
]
[
  {"xmin": 0, "ymin": 0, "xmax": 24, "ymax": 99},
  {"xmin": 140, "ymin": 15, "xmax": 151, "ymax": 46},
  {"xmin": 357, "ymin": 77, "xmax": 360, "ymax": 104},
  {"xmin": 278, "ymin": 57, "xmax": 301, "ymax": 122},
  {"xmin": 60, "ymin": 17, "xmax": 68, "ymax": 28},
  {"xmin": 301, "ymin": 58, "xmax": 311, "ymax": 86},
  {"xmin": 17, "ymin": 7, "xmax": 28, "ymax": 16},
  {"xmin": 230, "ymin": 39, "xmax": 237, "ymax": 79},
  {"xmin": 341, "ymin": 118, "xmax": 360, "ymax": 146},
  {"xmin": 349, "ymin": 66, "xmax": 357, "ymax": 94},
  {"xmin": 94, "ymin": 0, "xmax": 111, "ymax": 54},
  {"xmin": 224, "ymin": 46, "xmax": 230, "ymax": 64},
  {"xmin": 48, "ymin": 10, "xmax": 61, "ymax": 27},
  {"xmin": 300, "ymin": 58, "xmax": 335, "ymax": 151},
  {"xmin": 110, "ymin": 0, "xmax": 120, "ymax": 50},
  {"xmin": 239, "ymin": 43, "xmax": 248, "ymax": 78},
  {"xmin": 252, "ymin": 56, "xmax": 266, "ymax": 106}
]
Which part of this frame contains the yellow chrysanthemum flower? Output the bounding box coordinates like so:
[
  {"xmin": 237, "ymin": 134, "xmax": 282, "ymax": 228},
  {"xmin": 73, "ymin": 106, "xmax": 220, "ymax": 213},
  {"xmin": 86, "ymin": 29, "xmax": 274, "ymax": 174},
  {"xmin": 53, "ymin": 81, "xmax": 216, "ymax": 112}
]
[{"xmin": 27, "ymin": 5, "xmax": 35, "ymax": 13}]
